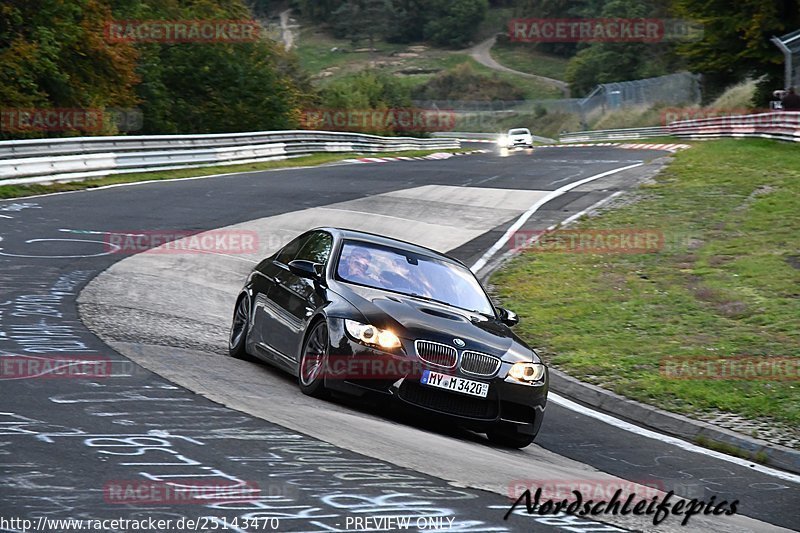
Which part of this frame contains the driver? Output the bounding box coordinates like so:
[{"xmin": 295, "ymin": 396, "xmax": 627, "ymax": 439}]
[{"xmin": 342, "ymin": 247, "xmax": 373, "ymax": 284}]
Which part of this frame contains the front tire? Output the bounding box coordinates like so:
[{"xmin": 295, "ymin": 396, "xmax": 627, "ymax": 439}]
[
  {"xmin": 487, "ymin": 423, "xmax": 535, "ymax": 448},
  {"xmin": 298, "ymin": 321, "xmax": 330, "ymax": 398},
  {"xmin": 228, "ymin": 294, "xmax": 252, "ymax": 360}
]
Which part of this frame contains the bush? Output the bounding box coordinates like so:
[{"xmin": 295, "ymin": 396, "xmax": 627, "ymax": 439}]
[
  {"xmin": 412, "ymin": 62, "xmax": 524, "ymax": 101},
  {"xmin": 316, "ymin": 70, "xmax": 422, "ymax": 135}
]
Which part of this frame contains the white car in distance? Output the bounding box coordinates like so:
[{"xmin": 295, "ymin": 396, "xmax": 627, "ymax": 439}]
[{"xmin": 500, "ymin": 128, "xmax": 534, "ymax": 148}]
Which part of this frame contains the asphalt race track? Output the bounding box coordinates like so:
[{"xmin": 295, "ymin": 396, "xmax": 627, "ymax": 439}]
[{"xmin": 1, "ymin": 145, "xmax": 798, "ymax": 532}]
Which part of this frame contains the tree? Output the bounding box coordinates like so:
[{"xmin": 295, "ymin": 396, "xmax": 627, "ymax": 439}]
[
  {"xmin": 317, "ymin": 70, "xmax": 418, "ymax": 135},
  {"xmin": 672, "ymin": 0, "xmax": 800, "ymax": 103},
  {"xmin": 563, "ymin": 0, "xmax": 683, "ymax": 95},
  {"xmin": 424, "ymin": 0, "xmax": 489, "ymax": 48},
  {"xmin": 511, "ymin": 0, "xmax": 604, "ymax": 57},
  {"xmin": 332, "ymin": 0, "xmax": 395, "ymax": 49},
  {"xmin": 0, "ymin": 0, "xmax": 312, "ymax": 137},
  {"xmin": 321, "ymin": 69, "xmax": 411, "ymax": 109},
  {"xmin": 291, "ymin": 0, "xmax": 346, "ymax": 22},
  {"xmin": 386, "ymin": 0, "xmax": 427, "ymax": 43},
  {"xmin": 0, "ymin": 0, "xmax": 140, "ymax": 137},
  {"xmin": 134, "ymin": 40, "xmax": 304, "ymax": 134},
  {"xmin": 102, "ymin": 0, "xmax": 310, "ymax": 134},
  {"xmin": 246, "ymin": 0, "xmax": 272, "ymax": 17}
]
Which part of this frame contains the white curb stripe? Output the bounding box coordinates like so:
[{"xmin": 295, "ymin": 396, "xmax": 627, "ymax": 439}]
[
  {"xmin": 470, "ymin": 162, "xmax": 645, "ymax": 274},
  {"xmin": 551, "ymin": 393, "xmax": 800, "ymax": 484}
]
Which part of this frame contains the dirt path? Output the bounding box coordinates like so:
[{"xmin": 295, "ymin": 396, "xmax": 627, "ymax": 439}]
[
  {"xmin": 467, "ymin": 36, "xmax": 570, "ymax": 97},
  {"xmin": 279, "ymin": 9, "xmax": 297, "ymax": 51}
]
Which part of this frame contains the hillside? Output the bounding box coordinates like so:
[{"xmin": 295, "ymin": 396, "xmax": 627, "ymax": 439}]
[{"xmin": 292, "ymin": 21, "xmax": 564, "ymax": 100}]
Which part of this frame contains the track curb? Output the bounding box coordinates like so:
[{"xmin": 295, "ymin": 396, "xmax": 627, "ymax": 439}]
[{"xmin": 549, "ymin": 369, "xmax": 800, "ymax": 475}]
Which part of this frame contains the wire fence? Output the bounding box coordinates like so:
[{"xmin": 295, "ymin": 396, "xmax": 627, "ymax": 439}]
[{"xmin": 413, "ymin": 71, "xmax": 702, "ymax": 130}]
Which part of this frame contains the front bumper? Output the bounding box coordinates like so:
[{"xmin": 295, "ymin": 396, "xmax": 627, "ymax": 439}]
[
  {"xmin": 324, "ymin": 321, "xmax": 548, "ymax": 432},
  {"xmin": 510, "ymin": 138, "xmax": 532, "ymax": 147}
]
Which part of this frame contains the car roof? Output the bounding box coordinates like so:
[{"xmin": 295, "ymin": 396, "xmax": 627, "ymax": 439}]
[{"xmin": 312, "ymin": 227, "xmax": 466, "ymax": 267}]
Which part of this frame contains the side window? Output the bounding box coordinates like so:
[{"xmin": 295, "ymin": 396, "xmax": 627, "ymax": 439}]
[
  {"xmin": 275, "ymin": 234, "xmax": 309, "ymax": 265},
  {"xmin": 296, "ymin": 232, "xmax": 333, "ymax": 264}
]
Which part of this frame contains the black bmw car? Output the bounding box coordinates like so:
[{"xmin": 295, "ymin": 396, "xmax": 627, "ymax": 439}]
[{"xmin": 228, "ymin": 227, "xmax": 548, "ymax": 447}]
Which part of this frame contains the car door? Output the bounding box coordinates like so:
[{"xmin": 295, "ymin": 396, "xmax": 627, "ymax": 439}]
[
  {"xmin": 249, "ymin": 234, "xmax": 306, "ymax": 357},
  {"xmin": 264, "ymin": 231, "xmax": 333, "ymax": 361}
]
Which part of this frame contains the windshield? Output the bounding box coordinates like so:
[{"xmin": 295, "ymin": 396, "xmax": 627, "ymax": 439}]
[
  {"xmin": 509, "ymin": 129, "xmax": 530, "ymax": 135},
  {"xmin": 336, "ymin": 240, "xmax": 495, "ymax": 316}
]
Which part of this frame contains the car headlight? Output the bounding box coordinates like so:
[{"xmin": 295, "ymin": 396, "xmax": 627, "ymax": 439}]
[
  {"xmin": 507, "ymin": 362, "xmax": 545, "ymax": 383},
  {"xmin": 344, "ymin": 319, "xmax": 402, "ymax": 350}
]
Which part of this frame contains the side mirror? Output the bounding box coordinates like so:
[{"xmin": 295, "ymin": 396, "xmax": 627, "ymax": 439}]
[
  {"xmin": 497, "ymin": 307, "xmax": 519, "ymax": 327},
  {"xmin": 288, "ymin": 260, "xmax": 323, "ymax": 280}
]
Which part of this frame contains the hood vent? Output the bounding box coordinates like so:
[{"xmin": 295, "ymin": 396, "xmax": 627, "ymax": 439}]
[{"xmin": 419, "ymin": 307, "xmax": 464, "ymax": 321}]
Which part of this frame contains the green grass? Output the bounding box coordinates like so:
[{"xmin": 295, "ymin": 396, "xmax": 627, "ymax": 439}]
[
  {"xmin": 0, "ymin": 149, "xmax": 463, "ymax": 199},
  {"xmin": 463, "ymin": 57, "xmax": 562, "ymax": 100},
  {"xmin": 490, "ymin": 42, "xmax": 570, "ymax": 81},
  {"xmin": 589, "ymin": 105, "xmax": 669, "ymax": 130},
  {"xmin": 294, "ymin": 26, "xmax": 562, "ymax": 100},
  {"xmin": 694, "ymin": 436, "xmax": 768, "ymax": 463},
  {"xmin": 294, "ymin": 28, "xmax": 407, "ymax": 76},
  {"xmin": 491, "ymin": 139, "xmax": 800, "ymax": 426}
]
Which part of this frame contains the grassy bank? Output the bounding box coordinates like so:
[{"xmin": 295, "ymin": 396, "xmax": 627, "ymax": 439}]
[
  {"xmin": 0, "ymin": 149, "xmax": 462, "ymax": 200},
  {"xmin": 295, "ymin": 28, "xmax": 562, "ymax": 100},
  {"xmin": 491, "ymin": 139, "xmax": 800, "ymax": 427},
  {"xmin": 490, "ymin": 42, "xmax": 569, "ymax": 81}
]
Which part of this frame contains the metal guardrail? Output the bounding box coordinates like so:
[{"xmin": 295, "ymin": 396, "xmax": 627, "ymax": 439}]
[
  {"xmin": 560, "ymin": 112, "xmax": 800, "ymax": 143},
  {"xmin": 432, "ymin": 132, "xmax": 499, "ymax": 140},
  {"xmin": 433, "ymin": 131, "xmax": 557, "ymax": 144},
  {"xmin": 666, "ymin": 111, "xmax": 800, "ymax": 142},
  {"xmin": 560, "ymin": 126, "xmax": 669, "ymax": 143},
  {"xmin": 0, "ymin": 131, "xmax": 459, "ymax": 186}
]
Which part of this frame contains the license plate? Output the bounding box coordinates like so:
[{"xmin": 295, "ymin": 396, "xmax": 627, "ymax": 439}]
[{"xmin": 420, "ymin": 370, "xmax": 489, "ymax": 398}]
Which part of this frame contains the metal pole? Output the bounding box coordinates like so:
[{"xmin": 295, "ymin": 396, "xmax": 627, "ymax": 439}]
[{"xmin": 771, "ymin": 36, "xmax": 793, "ymax": 89}]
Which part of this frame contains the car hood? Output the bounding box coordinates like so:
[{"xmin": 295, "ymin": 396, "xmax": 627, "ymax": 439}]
[{"xmin": 332, "ymin": 283, "xmax": 537, "ymax": 363}]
